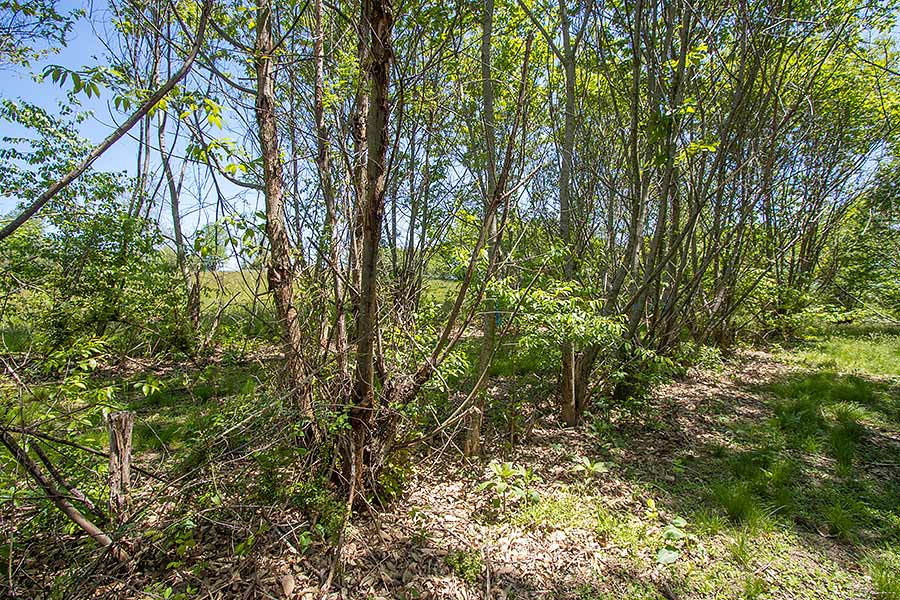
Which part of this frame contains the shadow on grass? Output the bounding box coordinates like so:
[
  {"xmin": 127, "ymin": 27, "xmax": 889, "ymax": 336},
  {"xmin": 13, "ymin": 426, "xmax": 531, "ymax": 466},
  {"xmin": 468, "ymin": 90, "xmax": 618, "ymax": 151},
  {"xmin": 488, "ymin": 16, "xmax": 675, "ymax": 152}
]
[
  {"xmin": 611, "ymin": 369, "xmax": 900, "ymax": 558},
  {"xmin": 126, "ymin": 360, "xmax": 266, "ymax": 454}
]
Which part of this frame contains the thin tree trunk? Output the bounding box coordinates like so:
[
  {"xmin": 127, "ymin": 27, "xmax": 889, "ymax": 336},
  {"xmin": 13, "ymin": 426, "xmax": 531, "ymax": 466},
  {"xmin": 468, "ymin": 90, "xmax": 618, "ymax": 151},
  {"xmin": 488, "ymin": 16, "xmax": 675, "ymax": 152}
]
[
  {"xmin": 558, "ymin": 0, "xmax": 578, "ymax": 426},
  {"xmin": 347, "ymin": 0, "xmax": 393, "ymax": 496},
  {"xmin": 464, "ymin": 0, "xmax": 498, "ymax": 457},
  {"xmin": 314, "ymin": 0, "xmax": 348, "ymax": 375},
  {"xmin": 254, "ymin": 0, "xmax": 313, "ymax": 421},
  {"xmin": 158, "ymin": 112, "xmax": 200, "ymax": 330},
  {"xmin": 0, "ymin": 0, "xmax": 211, "ymax": 242},
  {"xmin": 348, "ymin": 16, "xmax": 370, "ymax": 315}
]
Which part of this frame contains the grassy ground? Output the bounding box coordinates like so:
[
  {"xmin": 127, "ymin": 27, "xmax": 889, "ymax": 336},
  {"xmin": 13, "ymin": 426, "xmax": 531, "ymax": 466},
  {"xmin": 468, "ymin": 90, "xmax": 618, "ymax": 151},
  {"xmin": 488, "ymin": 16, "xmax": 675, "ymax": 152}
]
[
  {"xmin": 3, "ymin": 325, "xmax": 898, "ymax": 598},
  {"xmin": 331, "ymin": 328, "xmax": 900, "ymax": 599},
  {"xmin": 782, "ymin": 323, "xmax": 900, "ymax": 377}
]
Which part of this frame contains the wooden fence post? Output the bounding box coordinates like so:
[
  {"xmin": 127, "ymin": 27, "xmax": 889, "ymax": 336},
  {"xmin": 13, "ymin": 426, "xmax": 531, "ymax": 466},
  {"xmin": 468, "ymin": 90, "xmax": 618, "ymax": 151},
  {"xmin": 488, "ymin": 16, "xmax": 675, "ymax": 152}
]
[{"xmin": 107, "ymin": 411, "xmax": 134, "ymax": 525}]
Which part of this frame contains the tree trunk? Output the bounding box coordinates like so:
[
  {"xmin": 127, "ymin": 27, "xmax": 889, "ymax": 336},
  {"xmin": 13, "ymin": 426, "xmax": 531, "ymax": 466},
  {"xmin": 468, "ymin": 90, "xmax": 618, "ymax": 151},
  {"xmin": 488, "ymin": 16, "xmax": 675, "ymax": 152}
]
[
  {"xmin": 158, "ymin": 112, "xmax": 200, "ymax": 331},
  {"xmin": 254, "ymin": 0, "xmax": 313, "ymax": 421},
  {"xmin": 558, "ymin": 0, "xmax": 578, "ymax": 426},
  {"xmin": 346, "ymin": 0, "xmax": 393, "ymax": 496},
  {"xmin": 348, "ymin": 16, "xmax": 370, "ymax": 315},
  {"xmin": 465, "ymin": 0, "xmax": 499, "ymax": 457},
  {"xmin": 107, "ymin": 410, "xmax": 134, "ymax": 525},
  {"xmin": 314, "ymin": 0, "xmax": 348, "ymax": 376}
]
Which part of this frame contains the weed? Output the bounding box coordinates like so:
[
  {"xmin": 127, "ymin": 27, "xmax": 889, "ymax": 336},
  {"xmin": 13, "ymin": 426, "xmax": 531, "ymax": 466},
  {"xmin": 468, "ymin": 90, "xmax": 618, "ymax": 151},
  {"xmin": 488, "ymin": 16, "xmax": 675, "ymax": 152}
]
[
  {"xmin": 773, "ymin": 394, "xmax": 824, "ymax": 439},
  {"xmin": 829, "ymin": 420, "xmax": 863, "ymax": 474},
  {"xmin": 742, "ymin": 574, "xmax": 768, "ymax": 599},
  {"xmin": 823, "ymin": 501, "xmax": 857, "ymax": 541},
  {"xmin": 829, "ymin": 401, "xmax": 868, "ymax": 423},
  {"xmin": 712, "ymin": 481, "xmax": 763, "ymax": 524},
  {"xmin": 445, "ymin": 549, "xmax": 483, "ymax": 585},
  {"xmin": 865, "ymin": 549, "xmax": 900, "ymax": 599},
  {"xmin": 693, "ymin": 508, "xmax": 727, "ymax": 535},
  {"xmin": 571, "ymin": 456, "xmax": 610, "ymax": 477},
  {"xmin": 657, "ymin": 516, "xmax": 697, "ymax": 566},
  {"xmin": 728, "ymin": 531, "xmax": 753, "ymax": 568},
  {"xmin": 479, "ymin": 461, "xmax": 540, "ymax": 513}
]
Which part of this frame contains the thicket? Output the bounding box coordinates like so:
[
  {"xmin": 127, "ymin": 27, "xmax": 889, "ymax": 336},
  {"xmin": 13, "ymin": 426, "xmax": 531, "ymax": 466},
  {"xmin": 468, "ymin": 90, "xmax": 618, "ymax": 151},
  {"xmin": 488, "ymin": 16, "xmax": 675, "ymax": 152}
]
[{"xmin": 1, "ymin": 0, "xmax": 899, "ymax": 595}]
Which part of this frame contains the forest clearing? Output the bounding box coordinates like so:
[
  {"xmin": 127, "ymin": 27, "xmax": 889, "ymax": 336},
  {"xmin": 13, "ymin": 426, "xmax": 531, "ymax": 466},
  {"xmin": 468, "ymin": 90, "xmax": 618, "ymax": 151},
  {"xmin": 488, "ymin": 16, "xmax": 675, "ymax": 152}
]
[{"xmin": 1, "ymin": 0, "xmax": 900, "ymax": 598}]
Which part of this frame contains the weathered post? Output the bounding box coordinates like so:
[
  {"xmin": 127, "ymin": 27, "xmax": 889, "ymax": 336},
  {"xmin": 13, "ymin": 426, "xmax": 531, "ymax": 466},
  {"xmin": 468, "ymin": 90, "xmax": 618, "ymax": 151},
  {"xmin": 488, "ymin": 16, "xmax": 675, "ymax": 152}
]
[{"xmin": 107, "ymin": 410, "xmax": 134, "ymax": 525}]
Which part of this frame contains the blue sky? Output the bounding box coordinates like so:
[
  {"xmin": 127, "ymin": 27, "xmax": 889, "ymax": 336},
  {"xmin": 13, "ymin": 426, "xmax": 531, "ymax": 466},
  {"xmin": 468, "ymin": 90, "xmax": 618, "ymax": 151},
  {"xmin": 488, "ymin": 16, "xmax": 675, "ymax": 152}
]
[
  {"xmin": 0, "ymin": 0, "xmax": 257, "ymax": 239},
  {"xmin": 0, "ymin": 0, "xmax": 138, "ymax": 191}
]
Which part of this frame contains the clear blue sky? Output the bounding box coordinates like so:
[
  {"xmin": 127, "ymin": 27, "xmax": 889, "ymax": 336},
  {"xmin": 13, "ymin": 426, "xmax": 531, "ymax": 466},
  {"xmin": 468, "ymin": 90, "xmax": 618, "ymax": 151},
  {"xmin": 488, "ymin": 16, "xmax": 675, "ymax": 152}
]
[
  {"xmin": 0, "ymin": 0, "xmax": 258, "ymax": 247},
  {"xmin": 0, "ymin": 0, "xmax": 138, "ymax": 198}
]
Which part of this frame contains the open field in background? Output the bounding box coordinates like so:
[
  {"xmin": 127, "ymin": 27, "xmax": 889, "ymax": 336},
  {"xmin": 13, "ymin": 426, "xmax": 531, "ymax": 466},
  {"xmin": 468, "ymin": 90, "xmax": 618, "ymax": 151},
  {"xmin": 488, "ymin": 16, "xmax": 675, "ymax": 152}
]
[
  {"xmin": 782, "ymin": 323, "xmax": 900, "ymax": 377},
  {"xmin": 0, "ymin": 273, "xmax": 462, "ymax": 357},
  {"xmin": 197, "ymin": 271, "xmax": 460, "ymax": 303}
]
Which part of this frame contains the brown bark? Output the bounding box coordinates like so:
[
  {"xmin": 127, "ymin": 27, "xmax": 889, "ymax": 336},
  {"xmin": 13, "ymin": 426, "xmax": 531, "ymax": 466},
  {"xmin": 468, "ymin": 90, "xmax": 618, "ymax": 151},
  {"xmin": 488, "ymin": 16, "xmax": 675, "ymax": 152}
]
[
  {"xmin": 464, "ymin": 0, "xmax": 498, "ymax": 457},
  {"xmin": 348, "ymin": 16, "xmax": 370, "ymax": 313},
  {"xmin": 346, "ymin": 0, "xmax": 393, "ymax": 496},
  {"xmin": 254, "ymin": 0, "xmax": 313, "ymax": 421},
  {"xmin": 107, "ymin": 411, "xmax": 134, "ymax": 525}
]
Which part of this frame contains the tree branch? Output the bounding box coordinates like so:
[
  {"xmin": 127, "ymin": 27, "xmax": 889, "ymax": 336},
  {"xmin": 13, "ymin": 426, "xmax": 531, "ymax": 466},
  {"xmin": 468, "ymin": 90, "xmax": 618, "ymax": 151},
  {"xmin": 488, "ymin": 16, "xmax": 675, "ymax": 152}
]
[{"xmin": 0, "ymin": 0, "xmax": 213, "ymax": 243}]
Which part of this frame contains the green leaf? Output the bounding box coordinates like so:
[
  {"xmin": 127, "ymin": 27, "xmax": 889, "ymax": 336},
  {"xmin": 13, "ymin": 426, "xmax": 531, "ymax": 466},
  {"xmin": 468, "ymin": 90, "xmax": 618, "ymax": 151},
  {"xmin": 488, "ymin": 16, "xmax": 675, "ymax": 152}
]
[
  {"xmin": 656, "ymin": 547, "xmax": 680, "ymax": 565},
  {"xmin": 662, "ymin": 525, "xmax": 686, "ymax": 541}
]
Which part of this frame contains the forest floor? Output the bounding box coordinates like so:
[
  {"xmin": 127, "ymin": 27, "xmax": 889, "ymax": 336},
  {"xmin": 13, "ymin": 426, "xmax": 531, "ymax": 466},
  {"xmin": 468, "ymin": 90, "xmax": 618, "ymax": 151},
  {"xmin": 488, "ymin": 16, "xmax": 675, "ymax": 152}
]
[
  {"xmin": 8, "ymin": 330, "xmax": 900, "ymax": 599},
  {"xmin": 307, "ymin": 346, "xmax": 900, "ymax": 600}
]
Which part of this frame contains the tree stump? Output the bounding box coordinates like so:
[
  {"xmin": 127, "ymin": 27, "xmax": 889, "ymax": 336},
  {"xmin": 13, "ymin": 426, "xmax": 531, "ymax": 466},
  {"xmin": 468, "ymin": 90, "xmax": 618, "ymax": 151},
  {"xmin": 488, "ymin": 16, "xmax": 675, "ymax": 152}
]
[{"xmin": 107, "ymin": 411, "xmax": 134, "ymax": 525}]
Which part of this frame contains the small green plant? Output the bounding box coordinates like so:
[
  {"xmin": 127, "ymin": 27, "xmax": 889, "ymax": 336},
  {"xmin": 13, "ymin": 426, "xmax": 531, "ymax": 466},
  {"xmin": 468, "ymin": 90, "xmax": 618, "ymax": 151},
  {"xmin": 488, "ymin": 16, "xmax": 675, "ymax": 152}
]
[
  {"xmin": 479, "ymin": 461, "xmax": 540, "ymax": 513},
  {"xmin": 712, "ymin": 481, "xmax": 762, "ymax": 525},
  {"xmin": 728, "ymin": 531, "xmax": 753, "ymax": 568},
  {"xmin": 445, "ymin": 548, "xmax": 483, "ymax": 585},
  {"xmin": 865, "ymin": 549, "xmax": 900, "ymax": 599},
  {"xmin": 170, "ymin": 518, "xmax": 198, "ymax": 558},
  {"xmin": 643, "ymin": 497, "xmax": 659, "ymax": 521},
  {"xmin": 742, "ymin": 574, "xmax": 768, "ymax": 599},
  {"xmin": 773, "ymin": 393, "xmax": 825, "ymax": 439},
  {"xmin": 823, "ymin": 501, "xmax": 856, "ymax": 541},
  {"xmin": 571, "ymin": 456, "xmax": 610, "ymax": 477},
  {"xmin": 141, "ymin": 583, "xmax": 198, "ymax": 600},
  {"xmin": 694, "ymin": 508, "xmax": 727, "ymax": 535},
  {"xmin": 656, "ymin": 516, "xmax": 699, "ymax": 566},
  {"xmin": 829, "ymin": 406, "xmax": 865, "ymax": 474}
]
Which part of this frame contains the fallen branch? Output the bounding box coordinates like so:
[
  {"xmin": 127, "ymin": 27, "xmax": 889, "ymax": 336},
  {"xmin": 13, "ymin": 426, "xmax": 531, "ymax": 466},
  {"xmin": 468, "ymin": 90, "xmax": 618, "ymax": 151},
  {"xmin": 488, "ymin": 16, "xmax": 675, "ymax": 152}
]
[
  {"xmin": 0, "ymin": 430, "xmax": 130, "ymax": 564},
  {"xmin": 4, "ymin": 426, "xmax": 166, "ymax": 482}
]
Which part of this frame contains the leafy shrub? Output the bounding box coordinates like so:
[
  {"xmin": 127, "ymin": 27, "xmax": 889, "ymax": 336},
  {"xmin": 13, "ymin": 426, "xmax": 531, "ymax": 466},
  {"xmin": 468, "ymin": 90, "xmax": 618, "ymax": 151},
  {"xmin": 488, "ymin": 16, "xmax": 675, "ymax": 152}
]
[{"xmin": 479, "ymin": 461, "xmax": 540, "ymax": 513}]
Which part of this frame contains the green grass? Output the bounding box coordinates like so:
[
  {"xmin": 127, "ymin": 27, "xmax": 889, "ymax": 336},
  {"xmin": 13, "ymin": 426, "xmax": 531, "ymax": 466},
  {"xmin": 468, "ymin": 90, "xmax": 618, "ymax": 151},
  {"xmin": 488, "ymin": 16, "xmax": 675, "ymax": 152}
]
[
  {"xmin": 602, "ymin": 328, "xmax": 900, "ymax": 597},
  {"xmin": 789, "ymin": 328, "xmax": 900, "ymax": 377},
  {"xmin": 823, "ymin": 500, "xmax": 857, "ymax": 541},
  {"xmin": 513, "ymin": 487, "xmax": 617, "ymax": 534},
  {"xmin": 866, "ymin": 549, "xmax": 900, "ymax": 599},
  {"xmin": 711, "ymin": 481, "xmax": 766, "ymax": 526},
  {"xmin": 0, "ymin": 323, "xmax": 33, "ymax": 353},
  {"xmin": 423, "ymin": 278, "xmax": 461, "ymax": 304}
]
